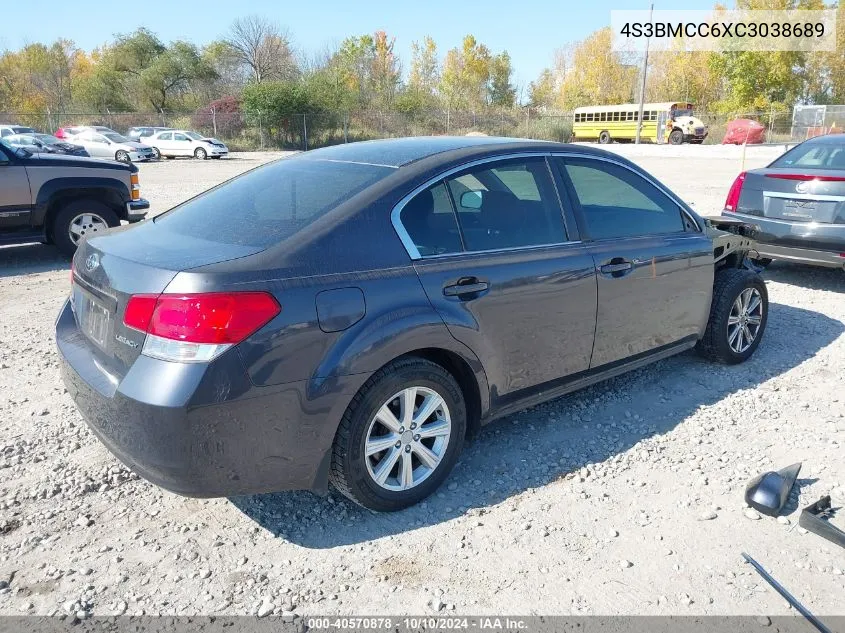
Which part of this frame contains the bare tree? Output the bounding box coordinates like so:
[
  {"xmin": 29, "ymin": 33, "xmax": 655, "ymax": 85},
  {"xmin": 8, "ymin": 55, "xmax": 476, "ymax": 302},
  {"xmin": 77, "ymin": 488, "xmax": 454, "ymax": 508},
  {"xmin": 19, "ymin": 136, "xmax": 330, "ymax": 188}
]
[{"xmin": 226, "ymin": 15, "xmax": 297, "ymax": 83}]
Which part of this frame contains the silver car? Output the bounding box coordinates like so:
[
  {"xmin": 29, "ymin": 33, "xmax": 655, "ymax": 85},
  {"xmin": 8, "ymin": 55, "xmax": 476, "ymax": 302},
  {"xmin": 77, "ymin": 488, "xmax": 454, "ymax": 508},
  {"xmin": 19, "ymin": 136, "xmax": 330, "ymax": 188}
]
[
  {"xmin": 723, "ymin": 134, "xmax": 845, "ymax": 269},
  {"xmin": 71, "ymin": 129, "xmax": 156, "ymax": 163}
]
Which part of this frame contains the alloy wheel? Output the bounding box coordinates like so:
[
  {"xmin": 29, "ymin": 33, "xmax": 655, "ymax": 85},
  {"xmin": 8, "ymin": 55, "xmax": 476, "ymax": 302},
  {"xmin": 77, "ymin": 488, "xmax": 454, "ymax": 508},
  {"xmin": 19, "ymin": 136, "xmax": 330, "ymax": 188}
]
[
  {"xmin": 68, "ymin": 213, "xmax": 109, "ymax": 245},
  {"xmin": 727, "ymin": 287, "xmax": 764, "ymax": 354},
  {"xmin": 364, "ymin": 386, "xmax": 452, "ymax": 492}
]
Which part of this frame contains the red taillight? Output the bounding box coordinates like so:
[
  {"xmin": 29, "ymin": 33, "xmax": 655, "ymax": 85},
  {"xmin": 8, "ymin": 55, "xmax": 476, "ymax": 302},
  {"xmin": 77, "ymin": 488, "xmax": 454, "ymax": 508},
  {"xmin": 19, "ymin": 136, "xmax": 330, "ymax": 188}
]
[
  {"xmin": 124, "ymin": 292, "xmax": 280, "ymax": 344},
  {"xmin": 724, "ymin": 171, "xmax": 747, "ymax": 212},
  {"xmin": 124, "ymin": 294, "xmax": 159, "ymax": 332},
  {"xmin": 766, "ymin": 173, "xmax": 845, "ymax": 182}
]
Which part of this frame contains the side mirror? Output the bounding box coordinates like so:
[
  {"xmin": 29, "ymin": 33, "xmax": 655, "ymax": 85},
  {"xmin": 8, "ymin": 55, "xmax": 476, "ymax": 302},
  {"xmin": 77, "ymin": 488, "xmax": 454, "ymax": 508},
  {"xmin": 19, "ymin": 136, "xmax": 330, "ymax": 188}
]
[{"xmin": 460, "ymin": 190, "xmax": 483, "ymax": 209}]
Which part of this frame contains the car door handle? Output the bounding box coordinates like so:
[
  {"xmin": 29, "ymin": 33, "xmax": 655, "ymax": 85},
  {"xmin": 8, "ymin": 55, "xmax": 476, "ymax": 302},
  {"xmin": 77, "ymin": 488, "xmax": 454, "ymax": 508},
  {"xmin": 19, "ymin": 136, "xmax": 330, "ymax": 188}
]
[
  {"xmin": 600, "ymin": 262, "xmax": 632, "ymax": 273},
  {"xmin": 599, "ymin": 259, "xmax": 634, "ymax": 277},
  {"xmin": 443, "ymin": 278, "xmax": 489, "ymax": 297}
]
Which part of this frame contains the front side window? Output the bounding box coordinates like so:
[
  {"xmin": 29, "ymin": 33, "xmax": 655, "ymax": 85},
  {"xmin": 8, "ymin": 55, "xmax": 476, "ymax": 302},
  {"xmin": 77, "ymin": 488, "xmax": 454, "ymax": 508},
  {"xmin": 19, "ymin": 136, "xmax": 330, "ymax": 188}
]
[
  {"xmin": 445, "ymin": 158, "xmax": 566, "ymax": 251},
  {"xmin": 174, "ymin": 133, "xmax": 188, "ymax": 141},
  {"xmin": 562, "ymin": 158, "xmax": 684, "ymax": 240}
]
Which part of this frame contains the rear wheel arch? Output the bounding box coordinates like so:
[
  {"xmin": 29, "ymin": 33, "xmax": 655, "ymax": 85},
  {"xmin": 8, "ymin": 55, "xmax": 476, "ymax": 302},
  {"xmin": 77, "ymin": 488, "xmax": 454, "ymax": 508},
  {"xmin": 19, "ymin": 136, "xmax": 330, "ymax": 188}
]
[{"xmin": 397, "ymin": 348, "xmax": 484, "ymax": 438}]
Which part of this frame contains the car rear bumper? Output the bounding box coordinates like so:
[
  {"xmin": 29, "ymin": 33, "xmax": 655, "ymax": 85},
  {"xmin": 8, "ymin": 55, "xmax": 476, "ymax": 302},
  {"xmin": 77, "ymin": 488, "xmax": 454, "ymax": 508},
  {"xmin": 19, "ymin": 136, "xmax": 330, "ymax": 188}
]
[
  {"xmin": 55, "ymin": 299, "xmax": 358, "ymax": 497},
  {"xmin": 128, "ymin": 151, "xmax": 155, "ymax": 162},
  {"xmin": 723, "ymin": 211, "xmax": 845, "ymax": 269}
]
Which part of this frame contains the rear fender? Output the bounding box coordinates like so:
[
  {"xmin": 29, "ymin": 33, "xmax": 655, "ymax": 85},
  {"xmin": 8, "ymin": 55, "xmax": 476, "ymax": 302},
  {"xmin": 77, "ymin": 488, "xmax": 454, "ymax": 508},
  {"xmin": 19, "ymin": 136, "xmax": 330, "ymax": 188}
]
[{"xmin": 311, "ymin": 303, "xmax": 490, "ymax": 418}]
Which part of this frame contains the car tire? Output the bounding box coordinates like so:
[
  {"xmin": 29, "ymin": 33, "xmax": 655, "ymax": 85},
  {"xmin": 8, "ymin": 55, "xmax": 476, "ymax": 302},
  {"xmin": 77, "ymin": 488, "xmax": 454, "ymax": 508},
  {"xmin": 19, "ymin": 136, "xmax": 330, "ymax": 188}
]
[
  {"xmin": 696, "ymin": 268, "xmax": 768, "ymax": 364},
  {"xmin": 329, "ymin": 357, "xmax": 467, "ymax": 512},
  {"xmin": 52, "ymin": 200, "xmax": 120, "ymax": 257},
  {"xmin": 151, "ymin": 147, "xmax": 161, "ymax": 160},
  {"xmin": 669, "ymin": 129, "xmax": 684, "ymax": 145},
  {"xmin": 194, "ymin": 147, "xmax": 207, "ymax": 160},
  {"xmin": 115, "ymin": 150, "xmax": 131, "ymax": 163},
  {"xmin": 598, "ymin": 131, "xmax": 611, "ymax": 144}
]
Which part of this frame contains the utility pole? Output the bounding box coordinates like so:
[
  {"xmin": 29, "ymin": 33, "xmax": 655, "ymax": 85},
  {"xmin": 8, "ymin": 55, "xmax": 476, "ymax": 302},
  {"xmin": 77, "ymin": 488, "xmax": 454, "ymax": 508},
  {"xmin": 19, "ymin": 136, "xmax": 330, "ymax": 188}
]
[{"xmin": 635, "ymin": 3, "xmax": 654, "ymax": 144}]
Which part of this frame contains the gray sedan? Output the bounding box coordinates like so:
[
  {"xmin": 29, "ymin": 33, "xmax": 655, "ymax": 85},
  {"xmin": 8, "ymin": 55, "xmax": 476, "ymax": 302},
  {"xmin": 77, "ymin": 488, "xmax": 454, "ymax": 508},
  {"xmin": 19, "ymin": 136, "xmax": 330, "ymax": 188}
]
[{"xmin": 723, "ymin": 134, "xmax": 845, "ymax": 269}]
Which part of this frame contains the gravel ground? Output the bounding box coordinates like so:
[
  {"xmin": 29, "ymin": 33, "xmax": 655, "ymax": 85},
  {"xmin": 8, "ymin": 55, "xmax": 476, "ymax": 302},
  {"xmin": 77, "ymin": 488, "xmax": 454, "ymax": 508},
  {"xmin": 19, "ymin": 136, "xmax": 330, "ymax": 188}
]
[{"xmin": 1, "ymin": 146, "xmax": 843, "ymax": 619}]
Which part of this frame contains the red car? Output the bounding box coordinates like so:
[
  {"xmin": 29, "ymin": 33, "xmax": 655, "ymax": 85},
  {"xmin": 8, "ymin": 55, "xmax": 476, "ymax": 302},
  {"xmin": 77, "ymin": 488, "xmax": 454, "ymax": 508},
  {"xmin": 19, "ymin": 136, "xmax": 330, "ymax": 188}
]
[{"xmin": 54, "ymin": 126, "xmax": 88, "ymax": 140}]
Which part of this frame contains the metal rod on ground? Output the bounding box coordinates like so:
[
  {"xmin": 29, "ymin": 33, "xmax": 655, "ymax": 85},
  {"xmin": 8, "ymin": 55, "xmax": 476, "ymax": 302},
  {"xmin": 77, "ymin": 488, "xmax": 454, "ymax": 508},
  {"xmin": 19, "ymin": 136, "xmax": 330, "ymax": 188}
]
[
  {"xmin": 741, "ymin": 553, "xmax": 832, "ymax": 633},
  {"xmin": 635, "ymin": 2, "xmax": 654, "ymax": 144},
  {"xmin": 741, "ymin": 126, "xmax": 749, "ymax": 171}
]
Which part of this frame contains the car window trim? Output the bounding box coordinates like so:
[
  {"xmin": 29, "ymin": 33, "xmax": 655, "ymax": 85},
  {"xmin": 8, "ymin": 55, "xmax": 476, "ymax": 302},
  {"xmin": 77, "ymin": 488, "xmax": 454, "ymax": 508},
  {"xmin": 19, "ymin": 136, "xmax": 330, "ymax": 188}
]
[
  {"xmin": 553, "ymin": 153, "xmax": 699, "ymax": 239},
  {"xmin": 391, "ymin": 152, "xmax": 580, "ymax": 261}
]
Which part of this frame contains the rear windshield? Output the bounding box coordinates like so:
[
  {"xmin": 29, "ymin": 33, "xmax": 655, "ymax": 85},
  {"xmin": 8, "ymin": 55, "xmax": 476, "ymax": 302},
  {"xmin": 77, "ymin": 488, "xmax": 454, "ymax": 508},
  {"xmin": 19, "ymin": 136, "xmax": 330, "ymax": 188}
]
[
  {"xmin": 770, "ymin": 142, "xmax": 845, "ymax": 170},
  {"xmin": 154, "ymin": 157, "xmax": 394, "ymax": 247}
]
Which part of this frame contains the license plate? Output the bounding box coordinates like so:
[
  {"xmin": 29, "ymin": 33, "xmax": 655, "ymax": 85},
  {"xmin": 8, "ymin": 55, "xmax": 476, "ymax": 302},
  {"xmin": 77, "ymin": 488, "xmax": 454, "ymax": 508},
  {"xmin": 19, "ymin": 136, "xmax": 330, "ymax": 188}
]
[
  {"xmin": 784, "ymin": 199, "xmax": 817, "ymax": 212},
  {"xmin": 765, "ymin": 196, "xmax": 836, "ymax": 223},
  {"xmin": 72, "ymin": 286, "xmax": 112, "ymax": 349}
]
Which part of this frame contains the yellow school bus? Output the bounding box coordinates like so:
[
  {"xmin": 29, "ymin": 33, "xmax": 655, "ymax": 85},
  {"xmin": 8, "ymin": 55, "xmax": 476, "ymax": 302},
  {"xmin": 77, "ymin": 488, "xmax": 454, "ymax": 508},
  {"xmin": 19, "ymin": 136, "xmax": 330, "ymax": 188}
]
[{"xmin": 572, "ymin": 102, "xmax": 708, "ymax": 145}]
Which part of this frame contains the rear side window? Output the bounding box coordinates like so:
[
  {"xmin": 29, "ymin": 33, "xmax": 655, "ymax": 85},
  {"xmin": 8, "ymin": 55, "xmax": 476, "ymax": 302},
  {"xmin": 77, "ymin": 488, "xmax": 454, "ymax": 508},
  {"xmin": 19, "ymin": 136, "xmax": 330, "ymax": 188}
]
[
  {"xmin": 562, "ymin": 158, "xmax": 684, "ymax": 240},
  {"xmin": 770, "ymin": 143, "xmax": 845, "ymax": 170},
  {"xmin": 154, "ymin": 158, "xmax": 393, "ymax": 247},
  {"xmin": 400, "ymin": 183, "xmax": 463, "ymax": 256}
]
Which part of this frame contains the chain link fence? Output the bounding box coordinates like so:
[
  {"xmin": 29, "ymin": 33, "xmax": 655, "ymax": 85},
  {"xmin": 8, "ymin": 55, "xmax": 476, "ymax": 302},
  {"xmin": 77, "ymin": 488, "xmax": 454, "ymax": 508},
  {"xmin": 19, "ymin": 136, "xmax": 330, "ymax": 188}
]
[{"xmin": 1, "ymin": 107, "xmax": 842, "ymax": 151}]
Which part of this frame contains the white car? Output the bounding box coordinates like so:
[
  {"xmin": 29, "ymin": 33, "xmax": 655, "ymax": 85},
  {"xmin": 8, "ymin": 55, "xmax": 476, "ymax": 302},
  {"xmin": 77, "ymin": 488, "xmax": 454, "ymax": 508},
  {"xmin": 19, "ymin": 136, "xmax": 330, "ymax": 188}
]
[
  {"xmin": 71, "ymin": 129, "xmax": 156, "ymax": 163},
  {"xmin": 147, "ymin": 130, "xmax": 229, "ymax": 160}
]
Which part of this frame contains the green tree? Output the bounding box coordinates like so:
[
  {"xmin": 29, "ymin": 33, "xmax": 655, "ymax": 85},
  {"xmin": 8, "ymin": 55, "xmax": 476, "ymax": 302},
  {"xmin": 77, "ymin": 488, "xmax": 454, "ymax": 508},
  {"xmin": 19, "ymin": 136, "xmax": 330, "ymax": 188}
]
[
  {"xmin": 488, "ymin": 51, "xmax": 516, "ymax": 107},
  {"xmin": 372, "ymin": 31, "xmax": 401, "ymax": 107},
  {"xmin": 440, "ymin": 35, "xmax": 491, "ymax": 110},
  {"xmin": 408, "ymin": 36, "xmax": 439, "ymax": 98},
  {"xmin": 105, "ymin": 30, "xmax": 216, "ymax": 111},
  {"xmin": 528, "ymin": 68, "xmax": 556, "ymax": 108}
]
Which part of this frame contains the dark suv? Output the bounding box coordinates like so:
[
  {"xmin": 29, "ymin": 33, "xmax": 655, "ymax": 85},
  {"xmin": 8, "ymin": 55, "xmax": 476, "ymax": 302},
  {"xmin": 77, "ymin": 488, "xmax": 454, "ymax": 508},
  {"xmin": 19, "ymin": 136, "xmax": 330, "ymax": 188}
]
[
  {"xmin": 57, "ymin": 137, "xmax": 767, "ymax": 511},
  {"xmin": 0, "ymin": 138, "xmax": 149, "ymax": 255}
]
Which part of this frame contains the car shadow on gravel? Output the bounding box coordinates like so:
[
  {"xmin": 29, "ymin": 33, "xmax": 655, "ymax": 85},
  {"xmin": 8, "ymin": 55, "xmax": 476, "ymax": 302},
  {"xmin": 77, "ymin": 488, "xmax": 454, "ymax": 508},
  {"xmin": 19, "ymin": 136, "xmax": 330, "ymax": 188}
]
[
  {"xmin": 765, "ymin": 262, "xmax": 844, "ymax": 293},
  {"xmin": 0, "ymin": 243, "xmax": 68, "ymax": 278},
  {"xmin": 232, "ymin": 298, "xmax": 844, "ymax": 549}
]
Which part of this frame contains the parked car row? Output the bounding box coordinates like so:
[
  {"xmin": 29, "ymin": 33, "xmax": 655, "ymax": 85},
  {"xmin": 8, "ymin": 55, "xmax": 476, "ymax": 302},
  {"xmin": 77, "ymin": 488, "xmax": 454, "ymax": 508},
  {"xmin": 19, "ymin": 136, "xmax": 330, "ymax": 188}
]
[{"xmin": 0, "ymin": 123, "xmax": 227, "ymax": 163}]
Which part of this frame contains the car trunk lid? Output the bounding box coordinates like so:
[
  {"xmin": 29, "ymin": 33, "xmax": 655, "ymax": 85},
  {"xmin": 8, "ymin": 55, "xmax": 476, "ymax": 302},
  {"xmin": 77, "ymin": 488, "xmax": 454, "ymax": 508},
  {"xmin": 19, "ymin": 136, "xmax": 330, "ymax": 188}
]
[
  {"xmin": 70, "ymin": 222, "xmax": 266, "ymax": 378},
  {"xmin": 743, "ymin": 169, "xmax": 845, "ymax": 224}
]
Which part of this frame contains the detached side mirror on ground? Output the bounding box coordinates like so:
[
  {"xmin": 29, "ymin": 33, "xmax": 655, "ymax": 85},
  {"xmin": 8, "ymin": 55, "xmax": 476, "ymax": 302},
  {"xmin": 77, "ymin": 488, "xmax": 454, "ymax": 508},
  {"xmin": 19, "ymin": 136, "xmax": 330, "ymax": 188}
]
[{"xmin": 744, "ymin": 462, "xmax": 801, "ymax": 516}]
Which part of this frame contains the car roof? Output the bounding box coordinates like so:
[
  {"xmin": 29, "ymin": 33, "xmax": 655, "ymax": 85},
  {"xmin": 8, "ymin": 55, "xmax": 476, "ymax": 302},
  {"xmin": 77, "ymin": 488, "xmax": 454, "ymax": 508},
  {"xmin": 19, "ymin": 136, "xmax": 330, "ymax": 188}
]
[
  {"xmin": 299, "ymin": 136, "xmax": 583, "ymax": 168},
  {"xmin": 802, "ymin": 133, "xmax": 845, "ymax": 145}
]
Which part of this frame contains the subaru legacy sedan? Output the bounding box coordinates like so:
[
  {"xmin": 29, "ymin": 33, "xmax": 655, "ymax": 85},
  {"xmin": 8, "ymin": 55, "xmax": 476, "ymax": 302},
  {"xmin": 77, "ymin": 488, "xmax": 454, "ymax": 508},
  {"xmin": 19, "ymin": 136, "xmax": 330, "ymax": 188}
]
[
  {"xmin": 57, "ymin": 137, "xmax": 767, "ymax": 511},
  {"xmin": 723, "ymin": 133, "xmax": 845, "ymax": 269}
]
